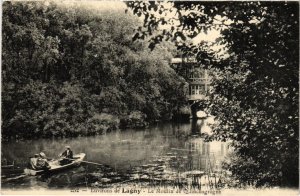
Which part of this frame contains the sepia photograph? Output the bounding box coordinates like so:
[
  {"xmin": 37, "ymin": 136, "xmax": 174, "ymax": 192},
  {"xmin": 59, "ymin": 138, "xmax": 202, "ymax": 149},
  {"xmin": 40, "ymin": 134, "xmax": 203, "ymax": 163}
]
[{"xmin": 1, "ymin": 0, "xmax": 299, "ymax": 195}]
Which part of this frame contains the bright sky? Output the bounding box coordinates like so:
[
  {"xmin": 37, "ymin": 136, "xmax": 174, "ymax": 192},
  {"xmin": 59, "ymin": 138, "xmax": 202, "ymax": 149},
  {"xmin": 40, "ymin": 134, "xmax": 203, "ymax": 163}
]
[
  {"xmin": 57, "ymin": 0, "xmax": 127, "ymax": 11},
  {"xmin": 193, "ymin": 28, "xmax": 221, "ymax": 43}
]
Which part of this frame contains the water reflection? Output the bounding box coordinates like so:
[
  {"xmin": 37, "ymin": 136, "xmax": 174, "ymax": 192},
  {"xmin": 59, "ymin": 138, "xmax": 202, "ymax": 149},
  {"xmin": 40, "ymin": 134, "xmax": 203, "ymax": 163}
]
[{"xmin": 2, "ymin": 120, "xmax": 229, "ymax": 189}]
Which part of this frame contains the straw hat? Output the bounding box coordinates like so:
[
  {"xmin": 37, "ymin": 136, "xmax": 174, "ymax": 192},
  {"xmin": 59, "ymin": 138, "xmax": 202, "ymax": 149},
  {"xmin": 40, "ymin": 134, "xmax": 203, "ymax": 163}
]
[
  {"xmin": 65, "ymin": 145, "xmax": 71, "ymax": 149},
  {"xmin": 39, "ymin": 152, "xmax": 46, "ymax": 158}
]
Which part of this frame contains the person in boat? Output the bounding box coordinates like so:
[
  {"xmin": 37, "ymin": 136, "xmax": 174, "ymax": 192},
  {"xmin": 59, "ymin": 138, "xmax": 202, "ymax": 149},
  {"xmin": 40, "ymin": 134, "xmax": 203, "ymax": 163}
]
[
  {"xmin": 29, "ymin": 152, "xmax": 50, "ymax": 170},
  {"xmin": 36, "ymin": 152, "xmax": 50, "ymax": 170},
  {"xmin": 59, "ymin": 146, "xmax": 73, "ymax": 165},
  {"xmin": 29, "ymin": 154, "xmax": 39, "ymax": 170}
]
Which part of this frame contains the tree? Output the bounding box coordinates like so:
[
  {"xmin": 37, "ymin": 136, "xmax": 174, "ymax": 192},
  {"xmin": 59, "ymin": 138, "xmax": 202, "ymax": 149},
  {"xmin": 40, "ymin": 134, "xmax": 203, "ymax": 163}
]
[
  {"xmin": 127, "ymin": 1, "xmax": 299, "ymax": 187},
  {"xmin": 2, "ymin": 1, "xmax": 187, "ymax": 139}
]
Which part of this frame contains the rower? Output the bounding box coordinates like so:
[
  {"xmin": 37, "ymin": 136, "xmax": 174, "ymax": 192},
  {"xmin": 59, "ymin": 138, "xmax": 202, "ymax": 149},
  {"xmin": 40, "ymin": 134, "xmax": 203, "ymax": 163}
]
[{"xmin": 59, "ymin": 146, "xmax": 73, "ymax": 165}]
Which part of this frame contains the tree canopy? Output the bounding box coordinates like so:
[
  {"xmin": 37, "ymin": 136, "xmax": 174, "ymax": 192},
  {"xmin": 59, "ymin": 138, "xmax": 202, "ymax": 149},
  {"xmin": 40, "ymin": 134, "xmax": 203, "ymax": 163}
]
[
  {"xmin": 127, "ymin": 1, "xmax": 299, "ymax": 187},
  {"xmin": 2, "ymin": 1, "xmax": 187, "ymax": 139}
]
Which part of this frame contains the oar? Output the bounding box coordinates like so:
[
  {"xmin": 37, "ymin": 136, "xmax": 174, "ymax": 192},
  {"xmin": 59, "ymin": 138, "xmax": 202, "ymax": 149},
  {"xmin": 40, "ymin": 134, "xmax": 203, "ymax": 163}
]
[
  {"xmin": 65, "ymin": 158, "xmax": 103, "ymax": 166},
  {"xmin": 2, "ymin": 174, "xmax": 27, "ymax": 182},
  {"xmin": 52, "ymin": 157, "xmax": 104, "ymax": 166}
]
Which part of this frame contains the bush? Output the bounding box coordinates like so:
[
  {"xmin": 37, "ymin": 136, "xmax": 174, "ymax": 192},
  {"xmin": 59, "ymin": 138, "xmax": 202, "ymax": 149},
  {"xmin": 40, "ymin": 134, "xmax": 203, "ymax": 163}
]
[
  {"xmin": 87, "ymin": 113, "xmax": 120, "ymax": 134},
  {"xmin": 120, "ymin": 111, "xmax": 148, "ymax": 129}
]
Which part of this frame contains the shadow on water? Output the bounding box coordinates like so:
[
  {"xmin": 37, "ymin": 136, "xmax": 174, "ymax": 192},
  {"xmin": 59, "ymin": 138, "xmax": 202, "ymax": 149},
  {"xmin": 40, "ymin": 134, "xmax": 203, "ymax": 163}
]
[{"xmin": 1, "ymin": 120, "xmax": 230, "ymax": 190}]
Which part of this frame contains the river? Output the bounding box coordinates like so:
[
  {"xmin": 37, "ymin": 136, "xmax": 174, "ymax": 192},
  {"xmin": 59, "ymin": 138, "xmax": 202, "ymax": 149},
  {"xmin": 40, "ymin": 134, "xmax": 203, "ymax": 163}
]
[{"xmin": 1, "ymin": 118, "xmax": 230, "ymax": 190}]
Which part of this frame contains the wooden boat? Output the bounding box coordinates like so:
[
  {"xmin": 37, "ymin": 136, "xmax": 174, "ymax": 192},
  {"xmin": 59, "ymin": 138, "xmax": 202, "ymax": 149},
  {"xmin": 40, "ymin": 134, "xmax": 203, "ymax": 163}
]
[{"xmin": 24, "ymin": 153, "xmax": 85, "ymax": 176}]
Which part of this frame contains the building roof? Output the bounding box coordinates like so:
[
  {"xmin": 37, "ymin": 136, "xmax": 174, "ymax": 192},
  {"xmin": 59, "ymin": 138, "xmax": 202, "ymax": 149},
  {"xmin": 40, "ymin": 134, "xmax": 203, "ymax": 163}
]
[{"xmin": 171, "ymin": 58, "xmax": 182, "ymax": 64}]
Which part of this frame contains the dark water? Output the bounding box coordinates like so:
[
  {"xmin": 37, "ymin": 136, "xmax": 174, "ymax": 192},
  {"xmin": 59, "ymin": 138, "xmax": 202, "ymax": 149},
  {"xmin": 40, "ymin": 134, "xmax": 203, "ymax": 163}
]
[{"xmin": 1, "ymin": 118, "xmax": 230, "ymax": 190}]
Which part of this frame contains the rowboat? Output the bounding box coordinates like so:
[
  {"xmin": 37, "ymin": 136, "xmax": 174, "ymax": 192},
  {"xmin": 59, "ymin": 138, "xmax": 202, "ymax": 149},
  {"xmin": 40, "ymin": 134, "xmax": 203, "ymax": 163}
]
[{"xmin": 24, "ymin": 153, "xmax": 86, "ymax": 176}]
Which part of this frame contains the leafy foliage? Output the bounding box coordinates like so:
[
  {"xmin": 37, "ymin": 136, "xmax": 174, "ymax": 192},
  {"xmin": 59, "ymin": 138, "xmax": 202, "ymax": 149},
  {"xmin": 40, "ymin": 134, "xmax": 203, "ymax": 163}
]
[
  {"xmin": 127, "ymin": 1, "xmax": 299, "ymax": 187},
  {"xmin": 2, "ymin": 2, "xmax": 187, "ymax": 139}
]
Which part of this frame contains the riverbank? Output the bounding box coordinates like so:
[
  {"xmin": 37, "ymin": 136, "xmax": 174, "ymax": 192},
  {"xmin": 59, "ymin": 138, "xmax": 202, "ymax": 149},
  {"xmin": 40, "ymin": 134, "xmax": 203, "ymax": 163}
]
[{"xmin": 2, "ymin": 106, "xmax": 193, "ymax": 142}]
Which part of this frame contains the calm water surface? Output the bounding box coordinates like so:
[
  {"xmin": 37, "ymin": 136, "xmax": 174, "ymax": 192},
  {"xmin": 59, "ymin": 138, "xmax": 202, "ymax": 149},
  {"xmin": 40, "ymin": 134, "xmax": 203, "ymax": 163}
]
[{"xmin": 1, "ymin": 118, "xmax": 230, "ymax": 190}]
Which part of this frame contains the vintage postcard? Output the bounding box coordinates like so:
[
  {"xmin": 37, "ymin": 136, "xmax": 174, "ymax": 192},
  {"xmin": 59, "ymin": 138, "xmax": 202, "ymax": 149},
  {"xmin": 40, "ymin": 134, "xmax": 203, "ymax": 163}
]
[{"xmin": 1, "ymin": 0, "xmax": 299, "ymax": 195}]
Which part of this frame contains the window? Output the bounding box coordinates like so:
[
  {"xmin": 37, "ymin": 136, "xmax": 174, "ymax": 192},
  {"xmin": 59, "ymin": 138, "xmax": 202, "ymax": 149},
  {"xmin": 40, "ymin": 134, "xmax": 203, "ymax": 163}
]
[{"xmin": 190, "ymin": 85, "xmax": 206, "ymax": 95}]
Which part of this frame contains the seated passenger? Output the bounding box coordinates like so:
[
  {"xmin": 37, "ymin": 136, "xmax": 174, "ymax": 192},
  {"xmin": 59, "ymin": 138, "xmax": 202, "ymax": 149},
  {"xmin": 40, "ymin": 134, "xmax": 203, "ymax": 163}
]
[
  {"xmin": 35, "ymin": 152, "xmax": 50, "ymax": 170},
  {"xmin": 29, "ymin": 154, "xmax": 39, "ymax": 170}
]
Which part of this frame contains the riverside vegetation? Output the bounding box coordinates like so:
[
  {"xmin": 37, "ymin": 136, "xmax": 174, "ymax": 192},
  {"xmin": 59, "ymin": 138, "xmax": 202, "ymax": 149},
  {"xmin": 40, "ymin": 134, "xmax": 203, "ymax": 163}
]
[
  {"xmin": 2, "ymin": 1, "xmax": 187, "ymax": 140},
  {"xmin": 127, "ymin": 1, "xmax": 299, "ymax": 188},
  {"xmin": 2, "ymin": 1, "xmax": 298, "ymax": 190}
]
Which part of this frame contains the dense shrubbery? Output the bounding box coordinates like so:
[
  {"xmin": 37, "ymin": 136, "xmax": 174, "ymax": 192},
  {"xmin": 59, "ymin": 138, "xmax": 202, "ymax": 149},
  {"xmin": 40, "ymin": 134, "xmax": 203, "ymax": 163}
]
[
  {"xmin": 87, "ymin": 113, "xmax": 120, "ymax": 135},
  {"xmin": 120, "ymin": 111, "xmax": 148, "ymax": 129},
  {"xmin": 128, "ymin": 1, "xmax": 298, "ymax": 187},
  {"xmin": 2, "ymin": 1, "xmax": 187, "ymax": 140}
]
